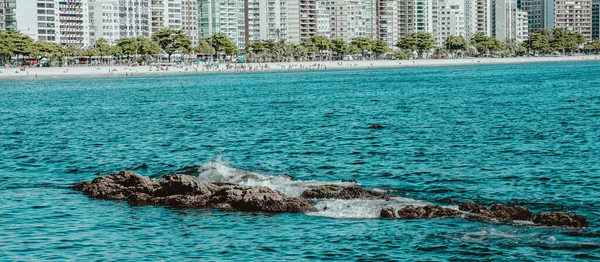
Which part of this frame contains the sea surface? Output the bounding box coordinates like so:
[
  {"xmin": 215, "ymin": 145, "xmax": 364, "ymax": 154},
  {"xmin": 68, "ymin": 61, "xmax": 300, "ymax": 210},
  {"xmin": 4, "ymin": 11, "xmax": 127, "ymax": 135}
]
[{"xmin": 1, "ymin": 62, "xmax": 599, "ymax": 261}]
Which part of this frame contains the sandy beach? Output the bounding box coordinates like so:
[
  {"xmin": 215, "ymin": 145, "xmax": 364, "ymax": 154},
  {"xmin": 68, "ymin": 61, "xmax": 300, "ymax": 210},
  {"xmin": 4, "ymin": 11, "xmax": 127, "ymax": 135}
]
[{"xmin": 1, "ymin": 55, "xmax": 599, "ymax": 80}]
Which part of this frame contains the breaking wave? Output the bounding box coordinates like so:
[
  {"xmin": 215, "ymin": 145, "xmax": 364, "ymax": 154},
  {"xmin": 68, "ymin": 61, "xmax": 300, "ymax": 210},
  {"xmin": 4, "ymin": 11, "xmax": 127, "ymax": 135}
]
[{"xmin": 195, "ymin": 158, "xmax": 431, "ymax": 218}]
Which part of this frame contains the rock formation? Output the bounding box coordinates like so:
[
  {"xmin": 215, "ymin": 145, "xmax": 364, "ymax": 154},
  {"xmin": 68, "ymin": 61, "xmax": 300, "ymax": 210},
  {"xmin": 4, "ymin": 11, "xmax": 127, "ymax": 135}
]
[
  {"xmin": 300, "ymin": 185, "xmax": 389, "ymax": 200},
  {"xmin": 72, "ymin": 170, "xmax": 590, "ymax": 228},
  {"xmin": 72, "ymin": 171, "xmax": 313, "ymax": 212}
]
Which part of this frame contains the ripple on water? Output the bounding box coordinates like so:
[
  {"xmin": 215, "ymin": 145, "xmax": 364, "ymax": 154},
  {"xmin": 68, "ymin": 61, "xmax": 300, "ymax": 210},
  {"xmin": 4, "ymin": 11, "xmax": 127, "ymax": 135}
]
[{"xmin": 0, "ymin": 62, "xmax": 599, "ymax": 260}]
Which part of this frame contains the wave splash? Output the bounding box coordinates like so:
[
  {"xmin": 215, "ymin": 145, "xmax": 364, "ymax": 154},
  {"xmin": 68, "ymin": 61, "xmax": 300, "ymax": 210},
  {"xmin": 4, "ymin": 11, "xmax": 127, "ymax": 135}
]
[{"xmin": 195, "ymin": 158, "xmax": 429, "ymax": 218}]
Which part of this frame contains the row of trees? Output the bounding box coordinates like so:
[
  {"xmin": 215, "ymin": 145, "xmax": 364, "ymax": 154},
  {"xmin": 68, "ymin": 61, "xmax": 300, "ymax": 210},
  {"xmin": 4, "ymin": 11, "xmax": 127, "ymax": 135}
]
[{"xmin": 3, "ymin": 27, "xmax": 600, "ymax": 66}]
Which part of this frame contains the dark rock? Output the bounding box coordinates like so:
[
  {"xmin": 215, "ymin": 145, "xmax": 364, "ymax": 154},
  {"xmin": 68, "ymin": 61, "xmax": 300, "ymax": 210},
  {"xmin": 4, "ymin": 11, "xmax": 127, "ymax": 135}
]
[
  {"xmin": 73, "ymin": 171, "xmax": 312, "ymax": 213},
  {"xmin": 368, "ymin": 124, "xmax": 384, "ymax": 129},
  {"xmin": 300, "ymin": 185, "xmax": 389, "ymax": 200},
  {"xmin": 567, "ymin": 99, "xmax": 581, "ymax": 103},
  {"xmin": 396, "ymin": 205, "xmax": 461, "ymax": 219},
  {"xmin": 459, "ymin": 202, "xmax": 484, "ymax": 213},
  {"xmin": 72, "ymin": 170, "xmax": 154, "ymax": 200},
  {"xmin": 380, "ymin": 207, "xmax": 396, "ymax": 218},
  {"xmin": 464, "ymin": 214, "xmax": 494, "ymax": 222},
  {"xmin": 341, "ymin": 179, "xmax": 357, "ymax": 183},
  {"xmin": 209, "ymin": 186, "xmax": 314, "ymax": 212},
  {"xmin": 490, "ymin": 204, "xmax": 535, "ymax": 221},
  {"xmin": 534, "ymin": 212, "xmax": 589, "ymax": 228},
  {"xmin": 154, "ymin": 174, "xmax": 218, "ymax": 197}
]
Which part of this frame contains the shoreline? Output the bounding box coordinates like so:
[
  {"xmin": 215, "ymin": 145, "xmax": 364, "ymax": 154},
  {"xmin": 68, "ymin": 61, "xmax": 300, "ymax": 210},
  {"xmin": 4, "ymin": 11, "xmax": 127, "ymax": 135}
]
[{"xmin": 1, "ymin": 55, "xmax": 599, "ymax": 80}]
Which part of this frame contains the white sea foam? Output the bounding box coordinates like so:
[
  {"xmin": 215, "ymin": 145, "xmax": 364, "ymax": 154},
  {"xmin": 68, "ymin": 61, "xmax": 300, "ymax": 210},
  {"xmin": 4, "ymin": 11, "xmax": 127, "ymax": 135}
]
[
  {"xmin": 196, "ymin": 157, "xmax": 358, "ymax": 198},
  {"xmin": 195, "ymin": 158, "xmax": 430, "ymax": 218},
  {"xmin": 308, "ymin": 197, "xmax": 430, "ymax": 219}
]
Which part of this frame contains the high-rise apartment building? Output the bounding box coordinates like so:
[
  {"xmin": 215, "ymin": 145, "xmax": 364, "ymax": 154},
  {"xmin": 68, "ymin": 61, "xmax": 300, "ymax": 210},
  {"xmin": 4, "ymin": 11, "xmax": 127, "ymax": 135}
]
[
  {"xmin": 376, "ymin": 0, "xmax": 399, "ymax": 46},
  {"xmin": 475, "ymin": 0, "xmax": 491, "ymax": 35},
  {"xmin": 398, "ymin": 0, "xmax": 415, "ymax": 38},
  {"xmin": 198, "ymin": 0, "xmax": 245, "ymax": 48},
  {"xmin": 433, "ymin": 0, "xmax": 466, "ymax": 46},
  {"xmin": 316, "ymin": 1, "xmax": 331, "ymax": 38},
  {"xmin": 328, "ymin": 0, "xmax": 367, "ymax": 42},
  {"xmin": 57, "ymin": 0, "xmax": 91, "ymax": 47},
  {"xmin": 245, "ymin": 0, "xmax": 289, "ymax": 46},
  {"xmin": 299, "ymin": 0, "xmax": 318, "ymax": 39},
  {"xmin": 181, "ymin": 0, "xmax": 198, "ymax": 45},
  {"xmin": 415, "ymin": 0, "xmax": 434, "ymax": 32},
  {"xmin": 90, "ymin": 0, "xmax": 120, "ymax": 45},
  {"xmin": 118, "ymin": 0, "xmax": 151, "ymax": 39},
  {"xmin": 0, "ymin": 0, "xmax": 17, "ymax": 31},
  {"xmin": 554, "ymin": 0, "xmax": 592, "ymax": 38},
  {"xmin": 517, "ymin": 0, "xmax": 545, "ymax": 32},
  {"xmin": 593, "ymin": 0, "xmax": 599, "ymax": 39}
]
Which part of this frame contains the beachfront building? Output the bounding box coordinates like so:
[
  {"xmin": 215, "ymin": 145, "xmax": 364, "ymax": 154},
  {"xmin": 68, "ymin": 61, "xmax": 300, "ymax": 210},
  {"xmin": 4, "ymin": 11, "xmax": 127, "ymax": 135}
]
[
  {"xmin": 181, "ymin": 0, "xmax": 198, "ymax": 45},
  {"xmin": 476, "ymin": 0, "xmax": 492, "ymax": 35},
  {"xmin": 594, "ymin": 0, "xmax": 599, "ymax": 39},
  {"xmin": 376, "ymin": 0, "xmax": 400, "ymax": 47},
  {"xmin": 0, "ymin": 0, "xmax": 17, "ymax": 32},
  {"xmin": 299, "ymin": 0, "xmax": 318, "ymax": 39},
  {"xmin": 197, "ymin": 0, "xmax": 245, "ymax": 48},
  {"xmin": 364, "ymin": 0, "xmax": 376, "ymax": 38},
  {"xmin": 415, "ymin": 0, "xmax": 435, "ymax": 33},
  {"xmin": 245, "ymin": 0, "xmax": 289, "ymax": 46},
  {"xmin": 57, "ymin": 0, "xmax": 91, "ymax": 47},
  {"xmin": 328, "ymin": 0, "xmax": 367, "ymax": 42},
  {"xmin": 554, "ymin": 0, "xmax": 593, "ymax": 39},
  {"xmin": 517, "ymin": 0, "xmax": 546, "ymax": 33},
  {"xmin": 516, "ymin": 9, "xmax": 528, "ymax": 41},
  {"xmin": 89, "ymin": 0, "xmax": 120, "ymax": 45},
  {"xmin": 433, "ymin": 0, "xmax": 466, "ymax": 46},
  {"xmin": 398, "ymin": 0, "xmax": 416, "ymax": 38},
  {"xmin": 118, "ymin": 0, "xmax": 151, "ymax": 39},
  {"xmin": 316, "ymin": 1, "xmax": 331, "ymax": 38},
  {"xmin": 492, "ymin": 0, "xmax": 517, "ymax": 42}
]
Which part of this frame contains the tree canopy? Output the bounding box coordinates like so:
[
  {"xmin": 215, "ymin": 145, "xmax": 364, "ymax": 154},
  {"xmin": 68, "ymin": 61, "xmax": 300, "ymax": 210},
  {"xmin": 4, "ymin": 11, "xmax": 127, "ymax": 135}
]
[{"xmin": 152, "ymin": 28, "xmax": 192, "ymax": 62}]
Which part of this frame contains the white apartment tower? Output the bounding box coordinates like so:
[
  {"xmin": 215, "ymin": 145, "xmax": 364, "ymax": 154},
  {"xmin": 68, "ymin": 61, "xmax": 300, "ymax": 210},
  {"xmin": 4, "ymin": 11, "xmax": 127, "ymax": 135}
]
[
  {"xmin": 119, "ymin": 0, "xmax": 151, "ymax": 39},
  {"xmin": 433, "ymin": 0, "xmax": 466, "ymax": 46},
  {"xmin": 415, "ymin": 0, "xmax": 434, "ymax": 32},
  {"xmin": 245, "ymin": 0, "xmax": 289, "ymax": 45},
  {"xmin": 328, "ymin": 0, "xmax": 367, "ymax": 42},
  {"xmin": 89, "ymin": 0, "xmax": 120, "ymax": 45},
  {"xmin": 181, "ymin": 0, "xmax": 198, "ymax": 45},
  {"xmin": 316, "ymin": 1, "xmax": 331, "ymax": 38},
  {"xmin": 376, "ymin": 0, "xmax": 400, "ymax": 46},
  {"xmin": 198, "ymin": 0, "xmax": 246, "ymax": 48},
  {"xmin": 593, "ymin": 0, "xmax": 599, "ymax": 39},
  {"xmin": 57, "ymin": 0, "xmax": 91, "ymax": 47}
]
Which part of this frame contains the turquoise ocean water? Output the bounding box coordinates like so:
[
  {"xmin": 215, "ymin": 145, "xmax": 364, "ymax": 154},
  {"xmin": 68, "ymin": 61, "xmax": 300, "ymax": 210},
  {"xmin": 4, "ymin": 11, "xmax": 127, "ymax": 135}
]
[{"xmin": 1, "ymin": 62, "xmax": 599, "ymax": 260}]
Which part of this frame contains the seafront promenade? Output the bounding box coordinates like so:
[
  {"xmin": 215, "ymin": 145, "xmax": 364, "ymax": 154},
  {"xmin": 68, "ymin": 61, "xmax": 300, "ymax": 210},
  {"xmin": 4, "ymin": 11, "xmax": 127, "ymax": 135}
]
[{"xmin": 1, "ymin": 55, "xmax": 598, "ymax": 80}]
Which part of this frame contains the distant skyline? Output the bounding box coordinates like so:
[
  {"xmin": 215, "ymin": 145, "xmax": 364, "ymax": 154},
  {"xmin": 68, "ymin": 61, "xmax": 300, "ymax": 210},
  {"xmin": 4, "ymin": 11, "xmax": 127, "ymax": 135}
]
[{"xmin": 0, "ymin": 0, "xmax": 596, "ymax": 49}]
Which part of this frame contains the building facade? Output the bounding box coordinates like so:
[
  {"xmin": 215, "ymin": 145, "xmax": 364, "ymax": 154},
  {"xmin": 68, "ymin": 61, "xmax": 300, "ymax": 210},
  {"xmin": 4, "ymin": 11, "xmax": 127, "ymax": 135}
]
[
  {"xmin": 118, "ymin": 0, "xmax": 151, "ymax": 39},
  {"xmin": 90, "ymin": 0, "xmax": 120, "ymax": 45},
  {"xmin": 433, "ymin": 0, "xmax": 466, "ymax": 46},
  {"xmin": 593, "ymin": 0, "xmax": 599, "ymax": 39}
]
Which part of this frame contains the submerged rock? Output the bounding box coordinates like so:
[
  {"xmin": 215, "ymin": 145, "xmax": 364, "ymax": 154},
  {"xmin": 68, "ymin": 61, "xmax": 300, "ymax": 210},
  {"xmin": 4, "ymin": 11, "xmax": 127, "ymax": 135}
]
[
  {"xmin": 534, "ymin": 212, "xmax": 589, "ymax": 228},
  {"xmin": 458, "ymin": 202, "xmax": 588, "ymax": 228},
  {"xmin": 300, "ymin": 185, "xmax": 389, "ymax": 200},
  {"xmin": 209, "ymin": 186, "xmax": 314, "ymax": 212},
  {"xmin": 72, "ymin": 170, "xmax": 155, "ymax": 200},
  {"xmin": 396, "ymin": 205, "xmax": 461, "ymax": 219},
  {"xmin": 368, "ymin": 124, "xmax": 384, "ymax": 129}
]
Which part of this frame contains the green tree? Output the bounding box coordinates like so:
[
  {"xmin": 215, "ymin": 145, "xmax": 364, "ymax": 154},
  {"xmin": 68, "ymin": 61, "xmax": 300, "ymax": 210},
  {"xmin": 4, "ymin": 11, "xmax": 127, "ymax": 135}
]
[
  {"xmin": 63, "ymin": 44, "xmax": 80, "ymax": 65},
  {"xmin": 525, "ymin": 29, "xmax": 553, "ymax": 55},
  {"xmin": 584, "ymin": 40, "xmax": 600, "ymax": 54},
  {"xmin": 207, "ymin": 33, "xmax": 238, "ymax": 60},
  {"xmin": 330, "ymin": 38, "xmax": 350, "ymax": 59},
  {"xmin": 445, "ymin": 35, "xmax": 468, "ymax": 56},
  {"xmin": 136, "ymin": 36, "xmax": 161, "ymax": 62},
  {"xmin": 196, "ymin": 40, "xmax": 215, "ymax": 55},
  {"xmin": 370, "ymin": 39, "xmax": 390, "ymax": 59},
  {"xmin": 93, "ymin": 38, "xmax": 111, "ymax": 64},
  {"xmin": 470, "ymin": 32, "xmax": 504, "ymax": 56},
  {"xmin": 116, "ymin": 38, "xmax": 138, "ymax": 56},
  {"xmin": 551, "ymin": 28, "xmax": 586, "ymax": 54},
  {"xmin": 0, "ymin": 31, "xmax": 15, "ymax": 64},
  {"xmin": 350, "ymin": 37, "xmax": 373, "ymax": 59},
  {"xmin": 397, "ymin": 32, "xmax": 434, "ymax": 58},
  {"xmin": 11, "ymin": 31, "xmax": 34, "ymax": 61},
  {"xmin": 33, "ymin": 41, "xmax": 63, "ymax": 64},
  {"xmin": 152, "ymin": 28, "xmax": 192, "ymax": 62},
  {"xmin": 309, "ymin": 35, "xmax": 331, "ymax": 60}
]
